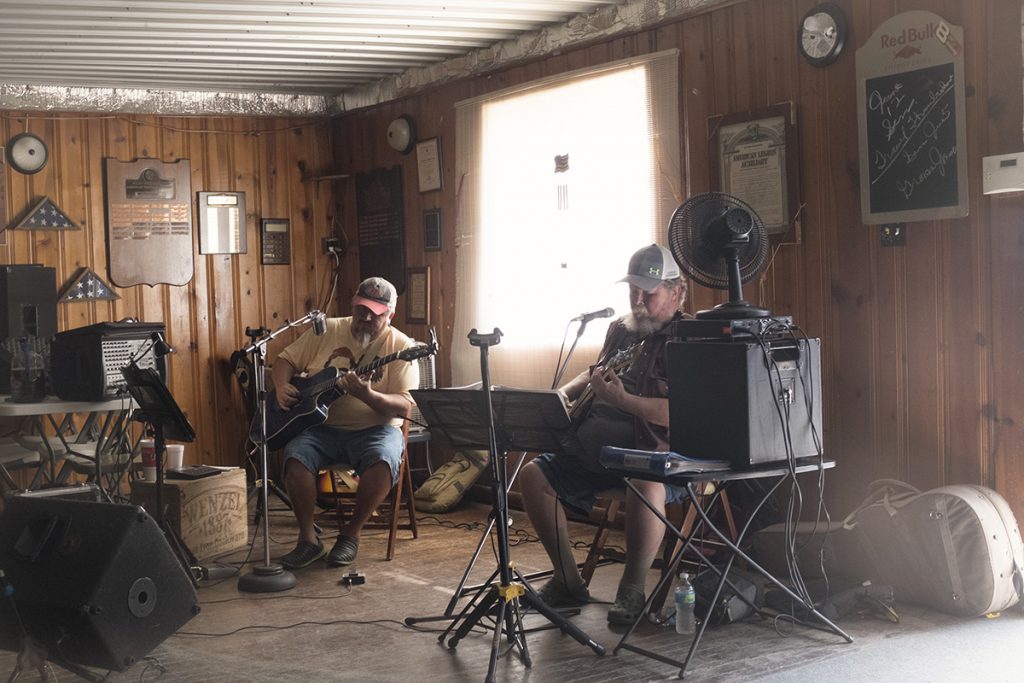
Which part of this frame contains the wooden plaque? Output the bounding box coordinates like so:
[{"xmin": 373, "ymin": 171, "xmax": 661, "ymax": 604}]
[{"xmin": 105, "ymin": 158, "xmax": 194, "ymax": 287}]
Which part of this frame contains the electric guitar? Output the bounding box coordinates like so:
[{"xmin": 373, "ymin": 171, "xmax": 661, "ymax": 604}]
[
  {"xmin": 568, "ymin": 342, "xmax": 641, "ymax": 425},
  {"xmin": 252, "ymin": 339, "xmax": 437, "ymax": 450}
]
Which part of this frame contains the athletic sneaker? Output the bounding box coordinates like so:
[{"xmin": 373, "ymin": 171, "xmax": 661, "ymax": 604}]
[
  {"xmin": 607, "ymin": 584, "xmax": 647, "ymax": 625},
  {"xmin": 535, "ymin": 578, "xmax": 590, "ymax": 608},
  {"xmin": 279, "ymin": 540, "xmax": 326, "ymax": 569}
]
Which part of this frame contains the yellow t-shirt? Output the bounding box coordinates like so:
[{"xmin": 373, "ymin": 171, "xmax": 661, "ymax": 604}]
[{"xmin": 276, "ymin": 317, "xmax": 419, "ymax": 430}]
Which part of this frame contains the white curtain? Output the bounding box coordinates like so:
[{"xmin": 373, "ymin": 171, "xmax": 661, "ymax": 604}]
[{"xmin": 452, "ymin": 50, "xmax": 681, "ymax": 388}]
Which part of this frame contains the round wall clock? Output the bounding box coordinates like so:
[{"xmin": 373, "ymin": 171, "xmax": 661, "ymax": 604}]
[
  {"xmin": 6, "ymin": 133, "xmax": 49, "ymax": 174},
  {"xmin": 798, "ymin": 3, "xmax": 847, "ymax": 67},
  {"xmin": 386, "ymin": 115, "xmax": 417, "ymax": 154}
]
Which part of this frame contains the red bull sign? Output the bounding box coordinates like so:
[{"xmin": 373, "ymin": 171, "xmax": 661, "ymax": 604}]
[{"xmin": 856, "ymin": 11, "xmax": 968, "ymax": 225}]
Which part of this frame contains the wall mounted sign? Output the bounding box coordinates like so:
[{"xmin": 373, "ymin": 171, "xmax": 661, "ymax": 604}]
[
  {"xmin": 14, "ymin": 196, "xmax": 78, "ymax": 230},
  {"xmin": 198, "ymin": 191, "xmax": 247, "ymax": 254},
  {"xmin": 423, "ymin": 208, "xmax": 442, "ymax": 251},
  {"xmin": 416, "ymin": 138, "xmax": 442, "ymax": 192},
  {"xmin": 59, "ymin": 267, "xmax": 120, "ymax": 302},
  {"xmin": 356, "ymin": 166, "xmax": 406, "ymax": 292},
  {"xmin": 856, "ymin": 11, "xmax": 968, "ymax": 224},
  {"xmin": 406, "ymin": 267, "xmax": 429, "ymax": 325},
  {"xmin": 105, "ymin": 158, "xmax": 193, "ymax": 287},
  {"xmin": 709, "ymin": 102, "xmax": 800, "ymax": 243}
]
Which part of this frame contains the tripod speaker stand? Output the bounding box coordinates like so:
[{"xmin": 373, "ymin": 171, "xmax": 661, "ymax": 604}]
[{"xmin": 412, "ymin": 329, "xmax": 604, "ymax": 682}]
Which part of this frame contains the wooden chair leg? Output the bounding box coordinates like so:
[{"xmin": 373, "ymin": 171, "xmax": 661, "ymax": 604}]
[
  {"xmin": 403, "ymin": 450, "xmax": 418, "ymax": 538},
  {"xmin": 581, "ymin": 497, "xmax": 622, "ymax": 586},
  {"xmin": 386, "ymin": 458, "xmax": 404, "ymax": 561}
]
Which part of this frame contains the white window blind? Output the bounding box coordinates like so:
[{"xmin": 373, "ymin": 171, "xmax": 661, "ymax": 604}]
[{"xmin": 452, "ymin": 50, "xmax": 681, "ymax": 388}]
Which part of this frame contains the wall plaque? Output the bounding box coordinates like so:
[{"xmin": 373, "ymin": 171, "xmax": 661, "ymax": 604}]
[
  {"xmin": 709, "ymin": 103, "xmax": 800, "ymax": 243},
  {"xmin": 356, "ymin": 166, "xmax": 406, "ymax": 292},
  {"xmin": 856, "ymin": 11, "xmax": 968, "ymax": 224},
  {"xmin": 105, "ymin": 158, "xmax": 193, "ymax": 287}
]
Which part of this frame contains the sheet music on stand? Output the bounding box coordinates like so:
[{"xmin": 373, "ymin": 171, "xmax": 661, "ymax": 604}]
[{"xmin": 411, "ymin": 387, "xmax": 581, "ymax": 456}]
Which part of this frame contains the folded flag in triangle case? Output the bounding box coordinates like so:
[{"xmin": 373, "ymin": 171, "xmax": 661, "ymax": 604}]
[{"xmin": 16, "ymin": 196, "xmax": 78, "ymax": 230}]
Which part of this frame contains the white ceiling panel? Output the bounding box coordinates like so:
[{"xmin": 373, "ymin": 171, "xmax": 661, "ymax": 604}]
[{"xmin": 0, "ymin": 1, "xmax": 623, "ymax": 96}]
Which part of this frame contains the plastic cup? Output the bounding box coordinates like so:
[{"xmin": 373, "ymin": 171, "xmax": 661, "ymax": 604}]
[
  {"xmin": 140, "ymin": 439, "xmax": 157, "ymax": 481},
  {"xmin": 166, "ymin": 444, "xmax": 185, "ymax": 471}
]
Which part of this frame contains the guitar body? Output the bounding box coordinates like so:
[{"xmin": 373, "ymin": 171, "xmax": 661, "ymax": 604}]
[
  {"xmin": 248, "ymin": 337, "xmax": 438, "ymax": 450},
  {"xmin": 251, "ymin": 367, "xmax": 342, "ymax": 450}
]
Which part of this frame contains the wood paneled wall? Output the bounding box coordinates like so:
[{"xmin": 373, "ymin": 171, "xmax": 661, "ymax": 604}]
[
  {"xmin": 1, "ymin": 0, "xmax": 1020, "ymax": 518},
  {"xmin": 0, "ymin": 112, "xmax": 341, "ymax": 468},
  {"xmin": 329, "ymin": 0, "xmax": 1024, "ymax": 517}
]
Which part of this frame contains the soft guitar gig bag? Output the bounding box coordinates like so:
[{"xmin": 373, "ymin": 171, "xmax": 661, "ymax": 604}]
[{"xmin": 845, "ymin": 480, "xmax": 1024, "ymax": 617}]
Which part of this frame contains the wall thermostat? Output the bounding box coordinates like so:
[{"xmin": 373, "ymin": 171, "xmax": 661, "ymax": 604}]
[{"xmin": 982, "ymin": 152, "xmax": 1024, "ymax": 195}]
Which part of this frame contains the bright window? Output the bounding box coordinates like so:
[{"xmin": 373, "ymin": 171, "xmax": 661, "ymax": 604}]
[{"xmin": 453, "ymin": 51, "xmax": 680, "ymax": 388}]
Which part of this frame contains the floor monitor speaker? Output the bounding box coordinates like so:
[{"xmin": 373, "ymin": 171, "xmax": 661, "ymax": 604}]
[
  {"xmin": 0, "ymin": 495, "xmax": 200, "ymax": 672},
  {"xmin": 667, "ymin": 337, "xmax": 823, "ymax": 467}
]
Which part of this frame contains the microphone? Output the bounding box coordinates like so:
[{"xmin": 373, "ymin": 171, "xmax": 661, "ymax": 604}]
[
  {"xmin": 311, "ymin": 310, "xmax": 327, "ymax": 336},
  {"xmin": 571, "ymin": 307, "xmax": 615, "ymax": 324},
  {"xmin": 150, "ymin": 331, "xmax": 174, "ymax": 357}
]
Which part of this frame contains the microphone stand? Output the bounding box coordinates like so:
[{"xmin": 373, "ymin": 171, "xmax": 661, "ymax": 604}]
[
  {"xmin": 551, "ymin": 315, "xmax": 596, "ymax": 390},
  {"xmin": 238, "ymin": 310, "xmax": 322, "ymax": 593}
]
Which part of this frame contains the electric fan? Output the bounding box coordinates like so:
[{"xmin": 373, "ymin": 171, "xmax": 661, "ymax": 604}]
[{"xmin": 667, "ymin": 192, "xmax": 771, "ymax": 320}]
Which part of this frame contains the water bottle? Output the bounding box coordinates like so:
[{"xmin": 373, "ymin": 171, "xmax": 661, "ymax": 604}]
[{"xmin": 674, "ymin": 572, "xmax": 696, "ymax": 635}]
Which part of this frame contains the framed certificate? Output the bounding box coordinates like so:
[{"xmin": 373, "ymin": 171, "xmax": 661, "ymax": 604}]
[
  {"xmin": 416, "ymin": 138, "xmax": 442, "ymax": 193},
  {"xmin": 406, "ymin": 266, "xmax": 429, "ymax": 324},
  {"xmin": 709, "ymin": 103, "xmax": 800, "ymax": 244}
]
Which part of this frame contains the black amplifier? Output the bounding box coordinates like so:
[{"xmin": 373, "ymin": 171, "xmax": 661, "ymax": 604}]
[
  {"xmin": 51, "ymin": 321, "xmax": 166, "ymax": 401},
  {"xmin": 670, "ymin": 316, "xmax": 794, "ymax": 341},
  {"xmin": 667, "ymin": 337, "xmax": 822, "ymax": 468}
]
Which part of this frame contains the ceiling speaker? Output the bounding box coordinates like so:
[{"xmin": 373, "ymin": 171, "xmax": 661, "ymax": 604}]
[{"xmin": 6, "ymin": 133, "xmax": 49, "ymax": 175}]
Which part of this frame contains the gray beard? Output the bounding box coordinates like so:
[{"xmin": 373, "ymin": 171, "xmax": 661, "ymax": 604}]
[
  {"xmin": 353, "ymin": 332, "xmax": 374, "ymax": 349},
  {"xmin": 623, "ymin": 306, "xmax": 668, "ymax": 336}
]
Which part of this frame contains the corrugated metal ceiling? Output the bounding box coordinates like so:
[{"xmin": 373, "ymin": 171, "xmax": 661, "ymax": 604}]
[{"xmin": 0, "ymin": 1, "xmax": 623, "ymax": 97}]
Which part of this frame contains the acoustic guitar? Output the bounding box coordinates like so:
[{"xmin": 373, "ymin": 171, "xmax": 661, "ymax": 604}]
[
  {"xmin": 251, "ymin": 340, "xmax": 437, "ymax": 450},
  {"xmin": 568, "ymin": 342, "xmax": 640, "ymax": 424}
]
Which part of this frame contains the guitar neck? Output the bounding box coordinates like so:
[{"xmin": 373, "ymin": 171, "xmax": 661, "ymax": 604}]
[{"xmin": 302, "ymin": 350, "xmax": 407, "ymax": 397}]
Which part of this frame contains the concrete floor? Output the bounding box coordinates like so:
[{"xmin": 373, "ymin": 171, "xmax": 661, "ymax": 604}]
[{"xmin": 1, "ymin": 498, "xmax": 1022, "ymax": 682}]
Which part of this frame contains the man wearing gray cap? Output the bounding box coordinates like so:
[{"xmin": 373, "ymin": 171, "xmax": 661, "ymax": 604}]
[
  {"xmin": 272, "ymin": 277, "xmax": 419, "ymax": 569},
  {"xmin": 520, "ymin": 244, "xmax": 689, "ymax": 625}
]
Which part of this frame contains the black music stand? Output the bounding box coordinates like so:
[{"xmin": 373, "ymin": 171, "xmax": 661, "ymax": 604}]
[
  {"xmin": 120, "ymin": 363, "xmax": 200, "ymax": 583},
  {"xmin": 411, "ymin": 329, "xmax": 603, "ymax": 683}
]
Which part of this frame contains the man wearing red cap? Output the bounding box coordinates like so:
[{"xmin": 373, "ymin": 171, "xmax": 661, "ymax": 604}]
[{"xmin": 272, "ymin": 277, "xmax": 419, "ymax": 569}]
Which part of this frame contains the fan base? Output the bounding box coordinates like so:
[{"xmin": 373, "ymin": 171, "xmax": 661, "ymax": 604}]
[{"xmin": 696, "ymin": 301, "xmax": 770, "ymax": 320}]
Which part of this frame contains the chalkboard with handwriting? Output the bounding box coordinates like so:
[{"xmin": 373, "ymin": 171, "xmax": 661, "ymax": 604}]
[
  {"xmin": 856, "ymin": 11, "xmax": 968, "ymax": 225},
  {"xmin": 864, "ymin": 63, "xmax": 958, "ymax": 215}
]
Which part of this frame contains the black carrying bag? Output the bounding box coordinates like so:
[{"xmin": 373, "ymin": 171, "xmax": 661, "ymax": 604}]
[{"xmin": 693, "ymin": 567, "xmax": 764, "ymax": 626}]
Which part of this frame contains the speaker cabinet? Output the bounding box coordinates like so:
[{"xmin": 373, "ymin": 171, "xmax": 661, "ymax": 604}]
[
  {"xmin": 667, "ymin": 337, "xmax": 823, "ymax": 467},
  {"xmin": 0, "ymin": 264, "xmax": 57, "ymax": 339},
  {"xmin": 0, "ymin": 496, "xmax": 199, "ymax": 671}
]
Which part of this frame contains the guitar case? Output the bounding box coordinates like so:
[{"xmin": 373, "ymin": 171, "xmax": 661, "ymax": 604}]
[
  {"xmin": 845, "ymin": 480, "xmax": 1024, "ymax": 617},
  {"xmin": 414, "ymin": 450, "xmax": 490, "ymax": 513}
]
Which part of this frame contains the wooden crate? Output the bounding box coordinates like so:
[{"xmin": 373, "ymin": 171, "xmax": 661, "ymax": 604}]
[{"xmin": 131, "ymin": 468, "xmax": 247, "ymax": 561}]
